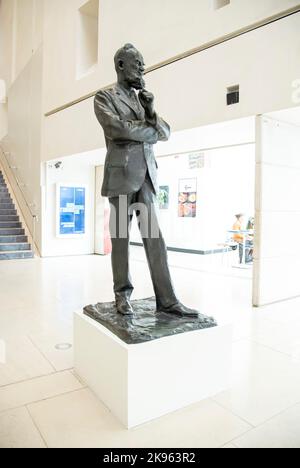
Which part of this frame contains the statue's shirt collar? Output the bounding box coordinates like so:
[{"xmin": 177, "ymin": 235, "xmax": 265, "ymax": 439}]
[{"xmin": 116, "ymin": 83, "xmax": 136, "ymax": 99}]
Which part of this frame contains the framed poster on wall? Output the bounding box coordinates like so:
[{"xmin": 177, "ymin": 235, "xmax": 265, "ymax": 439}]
[
  {"xmin": 178, "ymin": 178, "xmax": 197, "ymax": 218},
  {"xmin": 56, "ymin": 184, "xmax": 87, "ymax": 237}
]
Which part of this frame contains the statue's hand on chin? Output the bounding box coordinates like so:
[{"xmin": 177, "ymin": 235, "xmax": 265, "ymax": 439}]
[{"xmin": 138, "ymin": 89, "xmax": 155, "ymax": 117}]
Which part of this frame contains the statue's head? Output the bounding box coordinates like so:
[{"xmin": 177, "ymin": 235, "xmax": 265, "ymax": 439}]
[{"xmin": 114, "ymin": 44, "xmax": 145, "ymax": 90}]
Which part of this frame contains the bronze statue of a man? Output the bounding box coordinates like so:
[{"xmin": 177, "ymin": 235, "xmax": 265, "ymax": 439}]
[{"xmin": 94, "ymin": 44, "xmax": 199, "ymax": 318}]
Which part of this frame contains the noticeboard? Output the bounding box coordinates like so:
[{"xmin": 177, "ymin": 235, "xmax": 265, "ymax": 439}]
[{"xmin": 57, "ymin": 185, "xmax": 86, "ymax": 236}]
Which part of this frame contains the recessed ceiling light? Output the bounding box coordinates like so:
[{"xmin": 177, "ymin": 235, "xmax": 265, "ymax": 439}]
[{"xmin": 55, "ymin": 343, "xmax": 72, "ymax": 351}]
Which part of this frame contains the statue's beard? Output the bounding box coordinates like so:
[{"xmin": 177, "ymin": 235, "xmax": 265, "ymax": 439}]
[{"xmin": 127, "ymin": 73, "xmax": 145, "ymax": 90}]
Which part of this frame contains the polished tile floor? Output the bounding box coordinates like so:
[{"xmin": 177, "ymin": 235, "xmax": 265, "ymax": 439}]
[{"xmin": 0, "ymin": 247, "xmax": 300, "ymax": 448}]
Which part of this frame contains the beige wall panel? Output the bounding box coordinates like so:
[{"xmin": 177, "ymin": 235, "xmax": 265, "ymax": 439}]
[
  {"xmin": 7, "ymin": 47, "xmax": 43, "ymax": 249},
  {"xmin": 43, "ymin": 96, "xmax": 104, "ymax": 161},
  {"xmin": 33, "ymin": 0, "xmax": 44, "ymax": 52},
  {"xmin": 0, "ymin": 104, "xmax": 8, "ymax": 140},
  {"xmin": 0, "ymin": 0, "xmax": 15, "ymax": 88},
  {"xmin": 43, "ymin": 0, "xmax": 300, "ymax": 113},
  {"xmin": 15, "ymin": 0, "xmax": 35, "ymax": 79},
  {"xmin": 43, "ymin": 14, "xmax": 300, "ymax": 160},
  {"xmin": 145, "ymin": 13, "xmax": 300, "ymax": 132},
  {"xmin": 0, "ymin": 0, "xmax": 45, "ymax": 84}
]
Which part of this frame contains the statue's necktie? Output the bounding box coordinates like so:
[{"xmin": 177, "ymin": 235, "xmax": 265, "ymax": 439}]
[{"xmin": 130, "ymin": 91, "xmax": 142, "ymax": 117}]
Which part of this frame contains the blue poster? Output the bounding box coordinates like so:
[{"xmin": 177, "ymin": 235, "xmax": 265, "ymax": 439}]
[{"xmin": 59, "ymin": 186, "xmax": 86, "ymax": 235}]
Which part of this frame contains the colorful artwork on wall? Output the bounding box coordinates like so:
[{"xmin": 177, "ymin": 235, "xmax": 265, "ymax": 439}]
[
  {"xmin": 178, "ymin": 179, "xmax": 197, "ymax": 218},
  {"xmin": 158, "ymin": 186, "xmax": 170, "ymax": 210},
  {"xmin": 57, "ymin": 185, "xmax": 86, "ymax": 236}
]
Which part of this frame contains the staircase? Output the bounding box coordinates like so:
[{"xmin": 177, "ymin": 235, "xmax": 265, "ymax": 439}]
[{"xmin": 0, "ymin": 170, "xmax": 34, "ymax": 260}]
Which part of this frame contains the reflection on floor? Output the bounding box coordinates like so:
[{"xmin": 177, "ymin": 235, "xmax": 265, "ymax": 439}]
[
  {"xmin": 0, "ymin": 247, "xmax": 300, "ymax": 448},
  {"xmin": 131, "ymin": 245, "xmax": 253, "ymax": 281}
]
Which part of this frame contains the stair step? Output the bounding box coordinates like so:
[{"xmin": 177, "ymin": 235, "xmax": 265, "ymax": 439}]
[
  {"xmin": 0, "ymin": 215, "xmax": 19, "ymax": 221},
  {"xmin": 0, "ymin": 209, "xmax": 17, "ymax": 215},
  {"xmin": 0, "ymin": 222, "xmax": 21, "ymax": 228},
  {"xmin": 0, "ymin": 243, "xmax": 31, "ymax": 252},
  {"xmin": 0, "ymin": 235, "xmax": 27, "ymax": 243},
  {"xmin": 0, "ymin": 228, "xmax": 25, "ymax": 235},
  {"xmin": 0, "ymin": 177, "xmax": 31, "ymax": 260},
  {"xmin": 0, "ymin": 250, "xmax": 34, "ymax": 260},
  {"xmin": 0, "ymin": 199, "xmax": 13, "ymax": 204},
  {"xmin": 0, "ymin": 204, "xmax": 15, "ymax": 210}
]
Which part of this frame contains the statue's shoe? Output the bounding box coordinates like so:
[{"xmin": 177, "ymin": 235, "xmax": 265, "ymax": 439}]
[
  {"xmin": 116, "ymin": 297, "xmax": 134, "ymax": 316},
  {"xmin": 157, "ymin": 302, "xmax": 199, "ymax": 318}
]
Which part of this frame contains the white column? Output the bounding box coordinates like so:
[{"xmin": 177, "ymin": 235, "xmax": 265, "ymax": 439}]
[{"xmin": 253, "ymin": 115, "xmax": 300, "ymax": 306}]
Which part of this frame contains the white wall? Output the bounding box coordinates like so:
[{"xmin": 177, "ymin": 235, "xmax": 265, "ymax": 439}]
[
  {"xmin": 146, "ymin": 12, "xmax": 300, "ymax": 133},
  {"xmin": 0, "ymin": 0, "xmax": 15, "ymax": 89},
  {"xmin": 154, "ymin": 117, "xmax": 255, "ymax": 157},
  {"xmin": 43, "ymin": 0, "xmax": 300, "ymax": 114},
  {"xmin": 0, "ymin": 0, "xmax": 44, "ymax": 89},
  {"xmin": 14, "ymin": 0, "xmax": 44, "ymax": 81},
  {"xmin": 42, "ymin": 152, "xmax": 97, "ymax": 257},
  {"xmin": 76, "ymin": 0, "xmax": 99, "ymax": 79},
  {"xmin": 0, "ymin": 0, "xmax": 13, "ymax": 140},
  {"xmin": 43, "ymin": 97, "xmax": 102, "ymax": 161},
  {"xmin": 0, "ymin": 0, "xmax": 44, "ymax": 251},
  {"xmin": 43, "ymin": 12, "xmax": 300, "ymax": 162},
  {"xmin": 1, "ymin": 47, "xmax": 44, "ymax": 250},
  {"xmin": 0, "ymin": 103, "xmax": 8, "ymax": 140},
  {"xmin": 253, "ymin": 112, "xmax": 300, "ymax": 306},
  {"xmin": 131, "ymin": 118, "xmax": 255, "ymax": 251}
]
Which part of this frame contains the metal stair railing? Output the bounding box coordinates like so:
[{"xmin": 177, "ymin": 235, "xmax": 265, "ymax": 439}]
[{"xmin": 0, "ymin": 145, "xmax": 39, "ymax": 254}]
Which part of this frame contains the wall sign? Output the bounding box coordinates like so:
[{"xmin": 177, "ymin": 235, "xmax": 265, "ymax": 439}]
[
  {"xmin": 57, "ymin": 185, "xmax": 86, "ymax": 236},
  {"xmin": 188, "ymin": 152, "xmax": 205, "ymax": 170}
]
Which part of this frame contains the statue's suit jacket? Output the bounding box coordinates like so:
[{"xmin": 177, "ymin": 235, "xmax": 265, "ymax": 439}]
[{"xmin": 94, "ymin": 84, "xmax": 170, "ymax": 198}]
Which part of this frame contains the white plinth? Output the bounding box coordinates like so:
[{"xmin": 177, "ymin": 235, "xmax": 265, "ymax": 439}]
[{"xmin": 74, "ymin": 311, "xmax": 232, "ymax": 428}]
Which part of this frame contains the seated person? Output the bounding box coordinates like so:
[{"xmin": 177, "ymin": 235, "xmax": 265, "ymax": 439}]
[{"xmin": 232, "ymin": 214, "xmax": 253, "ymax": 264}]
